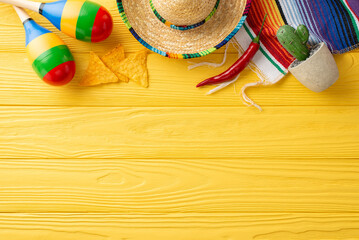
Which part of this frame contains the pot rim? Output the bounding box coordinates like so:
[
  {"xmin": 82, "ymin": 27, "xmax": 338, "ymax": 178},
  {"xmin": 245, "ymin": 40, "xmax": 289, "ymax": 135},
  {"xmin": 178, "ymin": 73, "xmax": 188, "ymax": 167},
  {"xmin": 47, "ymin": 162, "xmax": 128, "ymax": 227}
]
[{"xmin": 289, "ymin": 42, "xmax": 325, "ymax": 70}]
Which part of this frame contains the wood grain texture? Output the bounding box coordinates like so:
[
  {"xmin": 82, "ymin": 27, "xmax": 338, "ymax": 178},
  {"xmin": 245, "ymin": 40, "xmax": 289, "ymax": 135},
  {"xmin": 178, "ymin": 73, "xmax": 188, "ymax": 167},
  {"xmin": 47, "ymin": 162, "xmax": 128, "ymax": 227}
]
[
  {"xmin": 0, "ymin": 51, "xmax": 358, "ymax": 107},
  {"xmin": 1, "ymin": 159, "xmax": 359, "ymax": 213},
  {"xmin": 1, "ymin": 0, "xmax": 359, "ymax": 237},
  {"xmin": 0, "ymin": 106, "xmax": 358, "ymax": 159},
  {"xmin": 0, "ymin": 213, "xmax": 359, "ymax": 240}
]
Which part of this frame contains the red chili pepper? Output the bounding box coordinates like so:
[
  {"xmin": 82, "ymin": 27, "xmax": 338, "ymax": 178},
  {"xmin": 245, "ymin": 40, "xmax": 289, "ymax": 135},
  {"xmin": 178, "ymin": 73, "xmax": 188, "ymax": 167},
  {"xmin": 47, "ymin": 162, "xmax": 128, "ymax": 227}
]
[{"xmin": 197, "ymin": 14, "xmax": 267, "ymax": 88}]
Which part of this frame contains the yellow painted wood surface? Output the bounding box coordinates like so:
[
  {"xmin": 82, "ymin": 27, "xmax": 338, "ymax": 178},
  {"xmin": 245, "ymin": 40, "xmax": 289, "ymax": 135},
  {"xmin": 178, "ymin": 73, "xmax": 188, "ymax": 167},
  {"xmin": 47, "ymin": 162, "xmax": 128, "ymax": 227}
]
[{"xmin": 1, "ymin": 0, "xmax": 359, "ymax": 238}]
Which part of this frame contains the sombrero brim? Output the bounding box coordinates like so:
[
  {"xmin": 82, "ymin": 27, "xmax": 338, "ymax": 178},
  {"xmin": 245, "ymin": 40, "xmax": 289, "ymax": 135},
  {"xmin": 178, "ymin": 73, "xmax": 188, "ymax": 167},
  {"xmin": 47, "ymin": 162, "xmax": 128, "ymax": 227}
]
[{"xmin": 117, "ymin": 0, "xmax": 252, "ymax": 59}]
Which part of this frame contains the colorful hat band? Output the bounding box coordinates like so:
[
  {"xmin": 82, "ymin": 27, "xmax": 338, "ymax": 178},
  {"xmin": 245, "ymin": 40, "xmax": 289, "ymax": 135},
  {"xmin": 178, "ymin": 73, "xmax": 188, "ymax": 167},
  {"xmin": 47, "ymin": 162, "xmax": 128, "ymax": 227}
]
[{"xmin": 149, "ymin": 0, "xmax": 221, "ymax": 31}]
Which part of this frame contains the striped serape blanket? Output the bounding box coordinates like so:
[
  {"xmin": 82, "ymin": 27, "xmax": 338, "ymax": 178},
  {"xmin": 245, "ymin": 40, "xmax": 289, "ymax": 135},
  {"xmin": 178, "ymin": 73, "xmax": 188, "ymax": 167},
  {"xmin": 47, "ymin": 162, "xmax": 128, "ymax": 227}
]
[{"xmin": 233, "ymin": 0, "xmax": 359, "ymax": 109}]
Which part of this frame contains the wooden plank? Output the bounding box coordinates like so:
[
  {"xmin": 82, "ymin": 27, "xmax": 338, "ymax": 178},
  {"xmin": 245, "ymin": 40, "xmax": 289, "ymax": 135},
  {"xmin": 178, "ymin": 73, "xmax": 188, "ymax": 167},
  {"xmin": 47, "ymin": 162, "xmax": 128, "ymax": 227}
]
[
  {"xmin": 0, "ymin": 2, "xmax": 144, "ymax": 54},
  {"xmin": 0, "ymin": 213, "xmax": 359, "ymax": 240},
  {"xmin": 2, "ymin": 3, "xmax": 358, "ymax": 55},
  {"xmin": 0, "ymin": 106, "xmax": 358, "ymax": 159},
  {"xmin": 0, "ymin": 51, "xmax": 358, "ymax": 107},
  {"xmin": 1, "ymin": 158, "xmax": 359, "ymax": 213},
  {"xmin": 0, "ymin": 3, "xmax": 237, "ymax": 55},
  {"xmin": 0, "ymin": 3, "xmax": 240, "ymax": 54}
]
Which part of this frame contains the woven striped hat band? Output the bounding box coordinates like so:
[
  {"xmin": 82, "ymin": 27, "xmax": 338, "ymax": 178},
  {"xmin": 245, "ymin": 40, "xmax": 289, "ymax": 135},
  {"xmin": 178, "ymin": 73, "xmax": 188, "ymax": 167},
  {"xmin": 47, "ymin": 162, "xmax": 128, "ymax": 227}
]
[{"xmin": 150, "ymin": 0, "xmax": 220, "ymax": 31}]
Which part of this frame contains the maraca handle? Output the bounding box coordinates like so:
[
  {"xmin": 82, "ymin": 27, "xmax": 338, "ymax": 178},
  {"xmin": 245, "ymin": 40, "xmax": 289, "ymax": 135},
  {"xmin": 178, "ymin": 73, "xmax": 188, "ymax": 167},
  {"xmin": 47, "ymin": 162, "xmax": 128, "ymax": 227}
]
[
  {"xmin": 13, "ymin": 5, "xmax": 31, "ymax": 23},
  {"xmin": 0, "ymin": 0, "xmax": 40, "ymax": 13}
]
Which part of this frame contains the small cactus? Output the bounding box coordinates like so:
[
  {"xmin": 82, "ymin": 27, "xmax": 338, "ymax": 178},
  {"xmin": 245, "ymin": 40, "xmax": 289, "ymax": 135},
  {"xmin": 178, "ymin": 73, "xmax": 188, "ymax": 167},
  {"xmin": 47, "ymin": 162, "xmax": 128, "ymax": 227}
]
[{"xmin": 277, "ymin": 25, "xmax": 310, "ymax": 61}]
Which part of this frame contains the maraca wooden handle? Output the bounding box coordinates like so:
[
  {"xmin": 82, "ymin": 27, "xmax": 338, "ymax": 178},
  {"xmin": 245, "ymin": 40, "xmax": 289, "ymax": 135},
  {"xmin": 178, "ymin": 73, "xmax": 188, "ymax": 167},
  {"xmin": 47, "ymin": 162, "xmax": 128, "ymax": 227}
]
[
  {"xmin": 0, "ymin": 0, "xmax": 40, "ymax": 13},
  {"xmin": 13, "ymin": 5, "xmax": 30, "ymax": 23}
]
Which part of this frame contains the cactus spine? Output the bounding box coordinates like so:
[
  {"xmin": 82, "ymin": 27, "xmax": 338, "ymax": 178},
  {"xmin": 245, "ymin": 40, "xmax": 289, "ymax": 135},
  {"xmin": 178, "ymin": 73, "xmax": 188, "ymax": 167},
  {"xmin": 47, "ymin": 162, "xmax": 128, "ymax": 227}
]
[{"xmin": 277, "ymin": 25, "xmax": 310, "ymax": 61}]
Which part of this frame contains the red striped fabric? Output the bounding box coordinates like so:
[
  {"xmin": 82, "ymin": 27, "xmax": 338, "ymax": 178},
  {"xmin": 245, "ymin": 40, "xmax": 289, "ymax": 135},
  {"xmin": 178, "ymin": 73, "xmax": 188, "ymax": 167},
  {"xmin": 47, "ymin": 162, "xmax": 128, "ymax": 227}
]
[{"xmin": 246, "ymin": 0, "xmax": 293, "ymax": 68}]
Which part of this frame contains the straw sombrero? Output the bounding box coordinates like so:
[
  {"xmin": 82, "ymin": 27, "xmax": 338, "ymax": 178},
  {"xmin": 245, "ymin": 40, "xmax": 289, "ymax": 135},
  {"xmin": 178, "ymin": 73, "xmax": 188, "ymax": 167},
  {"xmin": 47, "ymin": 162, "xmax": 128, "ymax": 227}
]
[{"xmin": 117, "ymin": 0, "xmax": 252, "ymax": 59}]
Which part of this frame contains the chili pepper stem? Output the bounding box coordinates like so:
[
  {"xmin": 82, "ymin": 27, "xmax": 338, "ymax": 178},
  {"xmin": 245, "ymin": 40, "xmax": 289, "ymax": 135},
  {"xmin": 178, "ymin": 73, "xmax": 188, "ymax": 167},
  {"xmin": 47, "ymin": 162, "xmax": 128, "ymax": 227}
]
[{"xmin": 253, "ymin": 13, "xmax": 268, "ymax": 44}]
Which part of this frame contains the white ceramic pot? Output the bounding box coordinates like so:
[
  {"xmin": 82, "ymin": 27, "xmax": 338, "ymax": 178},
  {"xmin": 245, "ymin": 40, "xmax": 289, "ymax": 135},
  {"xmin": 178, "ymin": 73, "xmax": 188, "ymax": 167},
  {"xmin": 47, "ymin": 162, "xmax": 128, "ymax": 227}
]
[{"xmin": 288, "ymin": 42, "xmax": 339, "ymax": 92}]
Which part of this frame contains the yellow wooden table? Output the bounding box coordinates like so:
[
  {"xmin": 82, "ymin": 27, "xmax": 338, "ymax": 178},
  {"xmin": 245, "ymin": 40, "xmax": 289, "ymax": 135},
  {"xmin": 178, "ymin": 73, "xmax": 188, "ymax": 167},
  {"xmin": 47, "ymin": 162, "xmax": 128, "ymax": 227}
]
[{"xmin": 1, "ymin": 0, "xmax": 359, "ymax": 239}]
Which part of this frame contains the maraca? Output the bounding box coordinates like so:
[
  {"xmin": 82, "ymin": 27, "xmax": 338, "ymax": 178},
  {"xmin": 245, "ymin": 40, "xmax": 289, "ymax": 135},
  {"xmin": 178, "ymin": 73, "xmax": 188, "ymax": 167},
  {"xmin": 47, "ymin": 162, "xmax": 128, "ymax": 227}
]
[
  {"xmin": 3, "ymin": 0, "xmax": 113, "ymax": 42},
  {"xmin": 14, "ymin": 6, "xmax": 76, "ymax": 86}
]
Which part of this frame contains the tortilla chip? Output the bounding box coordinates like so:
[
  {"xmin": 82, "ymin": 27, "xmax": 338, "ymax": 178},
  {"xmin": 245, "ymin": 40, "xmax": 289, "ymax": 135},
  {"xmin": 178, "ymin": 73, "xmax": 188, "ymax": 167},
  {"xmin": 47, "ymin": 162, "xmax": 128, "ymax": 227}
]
[
  {"xmin": 101, "ymin": 44, "xmax": 129, "ymax": 83},
  {"xmin": 118, "ymin": 49, "xmax": 149, "ymax": 88},
  {"xmin": 80, "ymin": 52, "xmax": 119, "ymax": 86}
]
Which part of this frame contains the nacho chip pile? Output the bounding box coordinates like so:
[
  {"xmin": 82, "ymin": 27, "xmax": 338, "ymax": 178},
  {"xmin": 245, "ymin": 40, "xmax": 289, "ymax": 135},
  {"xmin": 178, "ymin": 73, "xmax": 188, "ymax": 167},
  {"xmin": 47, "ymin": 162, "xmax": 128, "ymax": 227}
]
[{"xmin": 80, "ymin": 45, "xmax": 149, "ymax": 87}]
